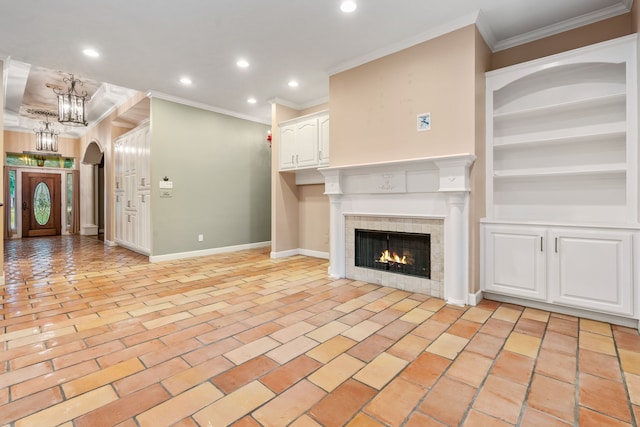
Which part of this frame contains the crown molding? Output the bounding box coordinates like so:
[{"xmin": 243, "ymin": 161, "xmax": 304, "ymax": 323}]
[
  {"xmin": 267, "ymin": 97, "xmax": 301, "ymax": 110},
  {"xmin": 493, "ymin": 1, "xmax": 633, "ymax": 52},
  {"xmin": 148, "ymin": 91, "xmax": 270, "ymax": 125},
  {"xmin": 474, "ymin": 9, "xmax": 497, "ymax": 50},
  {"xmin": 267, "ymin": 96, "xmax": 329, "ymax": 112},
  {"xmin": 327, "ymin": 11, "xmax": 481, "ymax": 76}
]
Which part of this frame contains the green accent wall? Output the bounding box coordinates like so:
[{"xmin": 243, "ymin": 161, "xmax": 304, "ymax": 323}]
[{"xmin": 150, "ymin": 98, "xmax": 271, "ymax": 256}]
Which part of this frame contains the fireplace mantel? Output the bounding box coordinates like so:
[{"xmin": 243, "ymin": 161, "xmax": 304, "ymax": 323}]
[{"xmin": 320, "ymin": 153, "xmax": 476, "ymax": 306}]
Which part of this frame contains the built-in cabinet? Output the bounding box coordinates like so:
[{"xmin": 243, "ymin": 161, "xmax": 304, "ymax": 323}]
[
  {"xmin": 279, "ymin": 111, "xmax": 329, "ymax": 171},
  {"xmin": 114, "ymin": 121, "xmax": 151, "ymax": 255},
  {"xmin": 483, "ymin": 224, "xmax": 633, "ymax": 316},
  {"xmin": 481, "ymin": 35, "xmax": 640, "ymax": 323}
]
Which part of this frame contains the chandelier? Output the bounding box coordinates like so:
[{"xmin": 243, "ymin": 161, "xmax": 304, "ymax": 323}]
[
  {"xmin": 53, "ymin": 74, "xmax": 88, "ymax": 126},
  {"xmin": 34, "ymin": 118, "xmax": 59, "ymax": 152}
]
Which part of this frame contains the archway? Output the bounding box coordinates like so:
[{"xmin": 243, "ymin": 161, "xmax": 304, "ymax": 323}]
[{"xmin": 81, "ymin": 140, "xmax": 104, "ymax": 237}]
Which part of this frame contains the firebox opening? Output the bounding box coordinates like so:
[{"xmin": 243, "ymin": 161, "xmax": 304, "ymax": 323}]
[{"xmin": 354, "ymin": 229, "xmax": 430, "ymax": 279}]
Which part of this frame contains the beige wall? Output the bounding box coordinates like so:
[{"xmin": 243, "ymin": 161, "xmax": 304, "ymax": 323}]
[
  {"xmin": 330, "ymin": 25, "xmax": 478, "ymax": 166},
  {"xmin": 633, "ymin": 1, "xmax": 640, "ymax": 32},
  {"xmin": 298, "ymin": 184, "xmax": 329, "ymax": 254},
  {"xmin": 469, "ymin": 28, "xmax": 491, "ymax": 292},
  {"xmin": 300, "ymin": 103, "xmax": 329, "ymax": 117},
  {"xmin": 271, "ymin": 104, "xmax": 301, "ymax": 253},
  {"xmin": 4, "ymin": 131, "xmax": 80, "ymax": 159},
  {"xmin": 491, "ymin": 13, "xmax": 632, "ymax": 70}
]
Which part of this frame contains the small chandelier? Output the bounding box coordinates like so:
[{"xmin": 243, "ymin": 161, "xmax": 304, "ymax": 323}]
[
  {"xmin": 53, "ymin": 74, "xmax": 88, "ymax": 126},
  {"xmin": 34, "ymin": 118, "xmax": 59, "ymax": 152}
]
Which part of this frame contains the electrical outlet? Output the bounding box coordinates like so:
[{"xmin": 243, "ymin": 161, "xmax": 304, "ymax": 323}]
[{"xmin": 198, "ymin": 234, "xmax": 204, "ymax": 242}]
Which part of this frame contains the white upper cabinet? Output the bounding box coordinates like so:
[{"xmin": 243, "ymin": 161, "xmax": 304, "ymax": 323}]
[
  {"xmin": 279, "ymin": 125, "xmax": 297, "ymax": 170},
  {"xmin": 319, "ymin": 114, "xmax": 330, "ymax": 166},
  {"xmin": 278, "ymin": 111, "xmax": 328, "ymax": 171}
]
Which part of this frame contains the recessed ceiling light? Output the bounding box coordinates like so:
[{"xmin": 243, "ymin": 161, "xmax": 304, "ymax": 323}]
[
  {"xmin": 83, "ymin": 48, "xmax": 99, "ymax": 58},
  {"xmin": 247, "ymin": 98, "xmax": 257, "ymax": 104},
  {"xmin": 288, "ymin": 80, "xmax": 299, "ymax": 88},
  {"xmin": 179, "ymin": 77, "xmax": 192, "ymax": 85},
  {"xmin": 237, "ymin": 59, "xmax": 250, "ymax": 68},
  {"xmin": 340, "ymin": 1, "xmax": 357, "ymax": 13}
]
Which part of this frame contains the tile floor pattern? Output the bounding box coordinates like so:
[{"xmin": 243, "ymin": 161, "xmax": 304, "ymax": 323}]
[{"xmin": 1, "ymin": 236, "xmax": 640, "ymax": 426}]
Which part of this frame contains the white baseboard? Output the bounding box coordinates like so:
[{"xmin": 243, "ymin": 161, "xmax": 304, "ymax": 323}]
[
  {"xmin": 104, "ymin": 239, "xmax": 118, "ymax": 247},
  {"xmin": 150, "ymin": 241, "xmax": 271, "ymax": 263},
  {"xmin": 270, "ymin": 248, "xmax": 330, "ymax": 260},
  {"xmin": 468, "ymin": 290, "xmax": 483, "ymax": 306},
  {"xmin": 299, "ymin": 249, "xmax": 330, "ymax": 260},
  {"xmin": 80, "ymin": 224, "xmax": 99, "ymax": 235},
  {"xmin": 270, "ymin": 249, "xmax": 300, "ymax": 259}
]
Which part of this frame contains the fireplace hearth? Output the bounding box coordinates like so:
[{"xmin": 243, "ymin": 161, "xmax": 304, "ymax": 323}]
[{"xmin": 355, "ymin": 229, "xmax": 430, "ymax": 279}]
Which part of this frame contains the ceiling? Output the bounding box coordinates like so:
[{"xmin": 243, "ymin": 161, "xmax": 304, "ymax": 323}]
[{"xmin": 0, "ymin": 0, "xmax": 633, "ymax": 138}]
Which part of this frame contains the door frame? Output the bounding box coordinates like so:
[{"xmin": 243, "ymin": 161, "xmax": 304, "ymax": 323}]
[
  {"xmin": 7, "ymin": 167, "xmax": 72, "ymax": 239},
  {"xmin": 22, "ymin": 172, "xmax": 61, "ymax": 237}
]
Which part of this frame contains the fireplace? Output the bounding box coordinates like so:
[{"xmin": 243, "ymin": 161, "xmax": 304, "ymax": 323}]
[
  {"xmin": 355, "ymin": 229, "xmax": 430, "ymax": 279},
  {"xmin": 346, "ymin": 215, "xmax": 444, "ymax": 297},
  {"xmin": 321, "ymin": 154, "xmax": 475, "ymax": 305}
]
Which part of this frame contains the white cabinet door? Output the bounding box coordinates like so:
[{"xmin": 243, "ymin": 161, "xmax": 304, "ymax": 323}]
[
  {"xmin": 279, "ymin": 125, "xmax": 296, "ymax": 170},
  {"xmin": 114, "ymin": 191, "xmax": 124, "ymax": 242},
  {"xmin": 318, "ymin": 114, "xmax": 330, "ymax": 166},
  {"xmin": 295, "ymin": 118, "xmax": 319, "ymax": 168},
  {"xmin": 483, "ymin": 224, "xmax": 547, "ymax": 300},
  {"xmin": 125, "ymin": 173, "xmax": 137, "ymax": 210},
  {"xmin": 138, "ymin": 191, "xmax": 151, "ymax": 252},
  {"xmin": 136, "ymin": 125, "xmax": 151, "ymax": 189},
  {"xmin": 125, "ymin": 211, "xmax": 137, "ymax": 247},
  {"xmin": 549, "ymin": 228, "xmax": 633, "ymax": 315}
]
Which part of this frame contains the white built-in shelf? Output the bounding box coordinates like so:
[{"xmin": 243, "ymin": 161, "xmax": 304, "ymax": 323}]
[
  {"xmin": 486, "ymin": 34, "xmax": 637, "ymax": 225},
  {"xmin": 482, "ymin": 35, "xmax": 639, "ymax": 323},
  {"xmin": 493, "ymin": 92, "xmax": 626, "ymax": 122},
  {"xmin": 493, "ymin": 122, "xmax": 626, "ymax": 149},
  {"xmin": 493, "ymin": 163, "xmax": 626, "ymax": 179}
]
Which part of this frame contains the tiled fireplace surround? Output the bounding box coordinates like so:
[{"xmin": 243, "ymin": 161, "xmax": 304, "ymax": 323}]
[
  {"xmin": 345, "ymin": 215, "xmax": 444, "ymax": 297},
  {"xmin": 321, "ymin": 154, "xmax": 476, "ymax": 306}
]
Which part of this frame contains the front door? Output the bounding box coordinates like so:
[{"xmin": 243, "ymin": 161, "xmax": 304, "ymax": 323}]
[{"xmin": 22, "ymin": 172, "xmax": 61, "ymax": 237}]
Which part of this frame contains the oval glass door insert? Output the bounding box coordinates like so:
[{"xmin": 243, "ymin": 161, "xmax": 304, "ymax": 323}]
[{"xmin": 33, "ymin": 181, "xmax": 52, "ymax": 225}]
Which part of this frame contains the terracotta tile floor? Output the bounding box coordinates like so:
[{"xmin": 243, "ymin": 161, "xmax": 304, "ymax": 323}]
[{"xmin": 1, "ymin": 236, "xmax": 640, "ymax": 426}]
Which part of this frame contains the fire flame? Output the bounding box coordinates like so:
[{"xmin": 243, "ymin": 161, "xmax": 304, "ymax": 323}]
[{"xmin": 378, "ymin": 250, "xmax": 408, "ymax": 265}]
